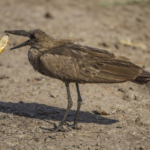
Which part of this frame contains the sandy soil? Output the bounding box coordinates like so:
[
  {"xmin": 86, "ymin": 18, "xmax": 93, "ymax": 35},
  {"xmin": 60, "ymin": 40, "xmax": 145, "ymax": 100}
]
[{"xmin": 0, "ymin": 0, "xmax": 150, "ymax": 149}]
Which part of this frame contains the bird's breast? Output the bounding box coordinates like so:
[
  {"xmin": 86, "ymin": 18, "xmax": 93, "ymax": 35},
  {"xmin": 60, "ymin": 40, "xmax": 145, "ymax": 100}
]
[{"xmin": 28, "ymin": 48, "xmax": 40, "ymax": 71}]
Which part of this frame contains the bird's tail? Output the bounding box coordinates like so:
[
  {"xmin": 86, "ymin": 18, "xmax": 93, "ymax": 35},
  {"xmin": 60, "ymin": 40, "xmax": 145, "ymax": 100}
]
[{"xmin": 133, "ymin": 69, "xmax": 150, "ymax": 84}]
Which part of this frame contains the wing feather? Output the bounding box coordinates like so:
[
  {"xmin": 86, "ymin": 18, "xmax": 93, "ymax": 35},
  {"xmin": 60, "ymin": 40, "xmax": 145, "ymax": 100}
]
[{"xmin": 39, "ymin": 44, "xmax": 142, "ymax": 83}]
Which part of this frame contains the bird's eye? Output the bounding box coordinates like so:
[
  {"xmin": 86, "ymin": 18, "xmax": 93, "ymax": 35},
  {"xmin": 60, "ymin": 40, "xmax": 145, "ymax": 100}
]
[{"xmin": 31, "ymin": 34, "xmax": 36, "ymax": 39}]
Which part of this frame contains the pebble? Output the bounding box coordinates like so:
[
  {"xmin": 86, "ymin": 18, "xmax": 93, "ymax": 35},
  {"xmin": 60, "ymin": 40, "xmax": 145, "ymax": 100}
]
[
  {"xmin": 44, "ymin": 12, "xmax": 54, "ymax": 19},
  {"xmin": 96, "ymin": 109, "xmax": 110, "ymax": 115},
  {"xmin": 116, "ymin": 125, "xmax": 122, "ymax": 128},
  {"xmin": 17, "ymin": 134, "xmax": 26, "ymax": 139},
  {"xmin": 96, "ymin": 143, "xmax": 101, "ymax": 146},
  {"xmin": 132, "ymin": 132, "xmax": 137, "ymax": 136},
  {"xmin": 118, "ymin": 88, "xmax": 127, "ymax": 93}
]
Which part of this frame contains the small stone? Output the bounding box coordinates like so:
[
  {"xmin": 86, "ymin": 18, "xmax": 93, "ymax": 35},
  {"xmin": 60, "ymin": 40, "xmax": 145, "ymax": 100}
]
[
  {"xmin": 96, "ymin": 143, "xmax": 100, "ymax": 146},
  {"xmin": 96, "ymin": 109, "xmax": 110, "ymax": 115},
  {"xmin": 99, "ymin": 128, "xmax": 103, "ymax": 131},
  {"xmin": 135, "ymin": 116, "xmax": 140, "ymax": 124},
  {"xmin": 129, "ymin": 87, "xmax": 133, "ymax": 91},
  {"xmin": 18, "ymin": 134, "xmax": 26, "ymax": 139},
  {"xmin": 114, "ymin": 43, "xmax": 119, "ymax": 49},
  {"xmin": 69, "ymin": 133, "xmax": 73, "ymax": 136},
  {"xmin": 123, "ymin": 93, "xmax": 132, "ymax": 101},
  {"xmin": 44, "ymin": 12, "xmax": 54, "ymax": 19},
  {"xmin": 94, "ymin": 107, "xmax": 110, "ymax": 115},
  {"xmin": 98, "ymin": 42, "xmax": 109, "ymax": 48},
  {"xmin": 132, "ymin": 132, "xmax": 137, "ymax": 136},
  {"xmin": 118, "ymin": 88, "xmax": 127, "ymax": 93},
  {"xmin": 146, "ymin": 102, "xmax": 150, "ymax": 108},
  {"xmin": 139, "ymin": 146, "xmax": 145, "ymax": 150},
  {"xmin": 116, "ymin": 125, "xmax": 122, "ymax": 128},
  {"xmin": 64, "ymin": 134, "xmax": 68, "ymax": 138},
  {"xmin": 34, "ymin": 137, "xmax": 39, "ymax": 142}
]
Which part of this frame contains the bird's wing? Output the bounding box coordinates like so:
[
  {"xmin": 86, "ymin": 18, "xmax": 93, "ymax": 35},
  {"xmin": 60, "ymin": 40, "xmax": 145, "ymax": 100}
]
[
  {"xmin": 39, "ymin": 44, "xmax": 85, "ymax": 82},
  {"xmin": 75, "ymin": 45, "xmax": 142, "ymax": 83},
  {"xmin": 39, "ymin": 44, "xmax": 142, "ymax": 83}
]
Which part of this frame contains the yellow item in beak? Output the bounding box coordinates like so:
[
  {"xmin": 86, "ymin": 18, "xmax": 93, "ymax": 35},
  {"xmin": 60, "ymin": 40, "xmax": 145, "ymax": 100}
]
[{"xmin": 0, "ymin": 35, "xmax": 10, "ymax": 54}]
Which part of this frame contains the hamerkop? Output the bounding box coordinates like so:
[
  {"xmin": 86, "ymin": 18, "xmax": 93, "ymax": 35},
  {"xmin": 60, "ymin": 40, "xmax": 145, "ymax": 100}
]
[{"xmin": 4, "ymin": 29, "xmax": 150, "ymax": 132}]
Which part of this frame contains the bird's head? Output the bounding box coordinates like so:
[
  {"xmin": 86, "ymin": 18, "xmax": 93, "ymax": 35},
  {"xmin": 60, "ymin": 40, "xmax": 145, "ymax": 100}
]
[{"xmin": 4, "ymin": 29, "xmax": 55, "ymax": 51}]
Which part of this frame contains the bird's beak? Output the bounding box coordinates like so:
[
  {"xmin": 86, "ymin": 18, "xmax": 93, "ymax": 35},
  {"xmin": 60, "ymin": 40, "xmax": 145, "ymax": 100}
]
[{"xmin": 4, "ymin": 30, "xmax": 31, "ymax": 50}]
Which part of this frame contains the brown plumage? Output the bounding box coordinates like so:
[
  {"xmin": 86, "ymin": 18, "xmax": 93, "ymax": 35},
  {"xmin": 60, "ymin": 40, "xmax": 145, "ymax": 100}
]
[{"xmin": 4, "ymin": 29, "xmax": 150, "ymax": 132}]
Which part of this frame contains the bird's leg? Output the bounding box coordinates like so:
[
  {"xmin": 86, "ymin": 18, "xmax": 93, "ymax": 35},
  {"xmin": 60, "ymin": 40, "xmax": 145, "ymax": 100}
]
[
  {"xmin": 63, "ymin": 83, "xmax": 82, "ymax": 130},
  {"xmin": 55, "ymin": 82, "xmax": 73, "ymax": 130},
  {"xmin": 41, "ymin": 82, "xmax": 73, "ymax": 132},
  {"xmin": 73, "ymin": 83, "xmax": 82, "ymax": 129}
]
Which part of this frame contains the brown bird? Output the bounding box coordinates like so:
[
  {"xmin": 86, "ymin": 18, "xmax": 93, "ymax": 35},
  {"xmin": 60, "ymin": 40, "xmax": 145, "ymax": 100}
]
[{"xmin": 4, "ymin": 29, "xmax": 150, "ymax": 132}]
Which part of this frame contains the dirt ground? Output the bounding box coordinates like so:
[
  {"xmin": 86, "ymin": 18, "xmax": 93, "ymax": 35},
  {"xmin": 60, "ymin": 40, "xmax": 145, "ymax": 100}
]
[{"xmin": 0, "ymin": 0, "xmax": 150, "ymax": 149}]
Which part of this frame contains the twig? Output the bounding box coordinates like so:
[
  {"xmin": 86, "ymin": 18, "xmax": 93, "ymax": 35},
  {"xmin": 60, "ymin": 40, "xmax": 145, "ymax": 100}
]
[{"xmin": 112, "ymin": 105, "xmax": 119, "ymax": 114}]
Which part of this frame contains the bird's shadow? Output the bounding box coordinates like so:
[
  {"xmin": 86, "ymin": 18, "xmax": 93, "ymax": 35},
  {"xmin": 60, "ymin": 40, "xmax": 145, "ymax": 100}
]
[{"xmin": 0, "ymin": 101, "xmax": 118, "ymax": 125}]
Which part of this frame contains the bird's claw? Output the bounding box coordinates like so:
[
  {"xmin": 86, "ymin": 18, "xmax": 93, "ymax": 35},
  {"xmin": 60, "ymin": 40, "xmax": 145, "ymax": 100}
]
[
  {"xmin": 40, "ymin": 122, "xmax": 81, "ymax": 133},
  {"xmin": 40, "ymin": 125, "xmax": 71, "ymax": 133},
  {"xmin": 67, "ymin": 124, "xmax": 82, "ymax": 130},
  {"xmin": 61, "ymin": 122, "xmax": 82, "ymax": 130}
]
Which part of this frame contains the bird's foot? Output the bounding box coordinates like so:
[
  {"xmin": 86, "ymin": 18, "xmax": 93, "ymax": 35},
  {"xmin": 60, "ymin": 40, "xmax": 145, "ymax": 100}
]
[
  {"xmin": 40, "ymin": 122, "xmax": 71, "ymax": 133},
  {"xmin": 65, "ymin": 122, "xmax": 82, "ymax": 130},
  {"xmin": 40, "ymin": 125, "xmax": 69, "ymax": 133},
  {"xmin": 40, "ymin": 121, "xmax": 81, "ymax": 133}
]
